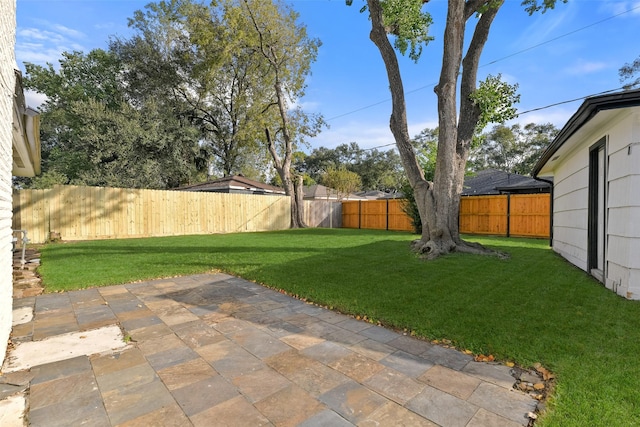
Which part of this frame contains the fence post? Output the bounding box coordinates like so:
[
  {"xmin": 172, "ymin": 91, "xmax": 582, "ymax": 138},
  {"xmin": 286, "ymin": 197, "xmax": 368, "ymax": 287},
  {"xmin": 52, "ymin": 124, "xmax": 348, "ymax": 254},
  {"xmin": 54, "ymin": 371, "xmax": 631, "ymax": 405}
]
[
  {"xmin": 506, "ymin": 193, "xmax": 511, "ymax": 237},
  {"xmin": 386, "ymin": 199, "xmax": 389, "ymax": 230},
  {"xmin": 358, "ymin": 201, "xmax": 361, "ymax": 229}
]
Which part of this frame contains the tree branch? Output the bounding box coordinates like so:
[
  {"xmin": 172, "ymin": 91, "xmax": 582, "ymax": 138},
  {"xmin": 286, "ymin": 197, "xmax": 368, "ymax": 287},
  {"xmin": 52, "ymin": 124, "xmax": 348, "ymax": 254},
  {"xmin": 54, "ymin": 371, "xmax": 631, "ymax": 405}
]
[
  {"xmin": 459, "ymin": 1, "xmax": 502, "ymax": 144},
  {"xmin": 265, "ymin": 128, "xmax": 283, "ymax": 171},
  {"xmin": 464, "ymin": 0, "xmax": 490, "ymax": 20},
  {"xmin": 366, "ymin": 0, "xmax": 425, "ymax": 188}
]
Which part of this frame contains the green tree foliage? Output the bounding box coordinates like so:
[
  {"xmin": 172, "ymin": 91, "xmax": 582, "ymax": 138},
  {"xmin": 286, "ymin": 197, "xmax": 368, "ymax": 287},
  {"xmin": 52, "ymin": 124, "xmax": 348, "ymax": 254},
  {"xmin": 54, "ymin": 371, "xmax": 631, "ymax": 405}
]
[
  {"xmin": 22, "ymin": 49, "xmax": 206, "ymax": 189},
  {"xmin": 22, "ymin": 0, "xmax": 324, "ymax": 192},
  {"xmin": 620, "ymin": 55, "xmax": 640, "ymax": 90},
  {"xmin": 322, "ymin": 166, "xmax": 362, "ymax": 200},
  {"xmin": 112, "ymin": 0, "xmax": 274, "ymax": 177},
  {"xmin": 348, "ymin": 0, "xmax": 433, "ymax": 62},
  {"xmin": 471, "ymin": 74, "xmax": 520, "ymax": 133},
  {"xmin": 22, "ymin": 49, "xmax": 121, "ymax": 184},
  {"xmin": 410, "ymin": 128, "xmax": 438, "ymax": 181},
  {"xmin": 298, "ymin": 142, "xmax": 404, "ymax": 192},
  {"xmin": 69, "ymin": 99, "xmax": 202, "ymax": 188},
  {"xmin": 352, "ymin": 148, "xmax": 404, "ymax": 192},
  {"xmin": 469, "ymin": 122, "xmax": 557, "ymax": 175},
  {"xmin": 229, "ymin": 0, "xmax": 324, "ymax": 228},
  {"xmin": 399, "ymin": 179, "xmax": 421, "ymax": 234}
]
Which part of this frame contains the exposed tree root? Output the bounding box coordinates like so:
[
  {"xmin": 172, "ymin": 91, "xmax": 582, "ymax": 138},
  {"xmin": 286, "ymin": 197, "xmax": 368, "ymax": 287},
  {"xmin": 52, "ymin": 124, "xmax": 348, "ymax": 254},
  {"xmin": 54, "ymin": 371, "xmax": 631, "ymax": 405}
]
[{"xmin": 411, "ymin": 238, "xmax": 509, "ymax": 260}]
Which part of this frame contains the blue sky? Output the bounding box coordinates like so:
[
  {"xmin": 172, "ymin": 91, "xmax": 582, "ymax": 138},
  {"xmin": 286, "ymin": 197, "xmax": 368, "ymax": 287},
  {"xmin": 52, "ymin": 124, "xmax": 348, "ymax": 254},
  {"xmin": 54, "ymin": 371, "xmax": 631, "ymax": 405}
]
[{"xmin": 15, "ymin": 0, "xmax": 640, "ymax": 152}]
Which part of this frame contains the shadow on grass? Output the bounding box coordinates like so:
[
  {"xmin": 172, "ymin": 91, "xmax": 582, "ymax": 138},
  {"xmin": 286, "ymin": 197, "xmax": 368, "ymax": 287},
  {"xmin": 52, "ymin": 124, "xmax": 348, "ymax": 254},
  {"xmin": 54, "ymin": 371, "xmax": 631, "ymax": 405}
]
[{"xmin": 38, "ymin": 229, "xmax": 640, "ymax": 425}]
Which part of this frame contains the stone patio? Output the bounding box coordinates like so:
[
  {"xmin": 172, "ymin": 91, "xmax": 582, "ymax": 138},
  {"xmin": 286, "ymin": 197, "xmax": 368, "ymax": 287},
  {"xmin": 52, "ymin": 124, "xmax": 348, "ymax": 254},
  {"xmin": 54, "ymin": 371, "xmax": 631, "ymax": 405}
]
[{"xmin": 2, "ymin": 273, "xmax": 540, "ymax": 426}]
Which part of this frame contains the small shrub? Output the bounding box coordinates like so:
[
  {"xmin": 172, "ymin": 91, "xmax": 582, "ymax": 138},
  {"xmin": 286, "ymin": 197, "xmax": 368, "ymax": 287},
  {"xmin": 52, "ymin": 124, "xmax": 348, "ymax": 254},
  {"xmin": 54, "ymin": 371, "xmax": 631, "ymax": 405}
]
[{"xmin": 400, "ymin": 181, "xmax": 421, "ymax": 234}]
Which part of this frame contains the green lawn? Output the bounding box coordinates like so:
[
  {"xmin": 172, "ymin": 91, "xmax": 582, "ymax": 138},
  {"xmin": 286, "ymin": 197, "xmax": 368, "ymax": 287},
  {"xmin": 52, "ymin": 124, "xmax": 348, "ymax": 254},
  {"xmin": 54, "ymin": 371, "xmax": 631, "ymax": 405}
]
[{"xmin": 38, "ymin": 228, "xmax": 640, "ymax": 426}]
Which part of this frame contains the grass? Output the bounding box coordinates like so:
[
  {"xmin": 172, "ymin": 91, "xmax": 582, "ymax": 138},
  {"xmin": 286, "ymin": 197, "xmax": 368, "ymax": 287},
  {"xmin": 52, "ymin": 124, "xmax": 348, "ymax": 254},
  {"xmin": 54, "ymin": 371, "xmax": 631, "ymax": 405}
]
[{"xmin": 38, "ymin": 228, "xmax": 640, "ymax": 426}]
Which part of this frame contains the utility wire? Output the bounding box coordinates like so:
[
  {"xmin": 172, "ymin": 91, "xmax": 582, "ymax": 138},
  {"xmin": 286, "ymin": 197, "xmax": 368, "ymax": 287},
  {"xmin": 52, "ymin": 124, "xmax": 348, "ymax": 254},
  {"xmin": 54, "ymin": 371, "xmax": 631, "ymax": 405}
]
[
  {"xmin": 516, "ymin": 86, "xmax": 626, "ymax": 116},
  {"xmin": 357, "ymin": 85, "xmax": 629, "ymax": 152},
  {"xmin": 326, "ymin": 4, "xmax": 640, "ymax": 122},
  {"xmin": 482, "ymin": 4, "xmax": 640, "ymax": 66}
]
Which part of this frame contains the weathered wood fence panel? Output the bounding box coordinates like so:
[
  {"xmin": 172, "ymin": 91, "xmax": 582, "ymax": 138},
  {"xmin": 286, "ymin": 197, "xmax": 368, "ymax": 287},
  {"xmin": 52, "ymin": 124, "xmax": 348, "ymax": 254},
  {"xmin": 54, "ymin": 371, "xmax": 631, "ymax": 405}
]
[
  {"xmin": 341, "ymin": 200, "xmax": 413, "ymax": 232},
  {"xmin": 343, "ymin": 195, "xmax": 550, "ymax": 238},
  {"xmin": 304, "ymin": 200, "xmax": 342, "ymax": 229}
]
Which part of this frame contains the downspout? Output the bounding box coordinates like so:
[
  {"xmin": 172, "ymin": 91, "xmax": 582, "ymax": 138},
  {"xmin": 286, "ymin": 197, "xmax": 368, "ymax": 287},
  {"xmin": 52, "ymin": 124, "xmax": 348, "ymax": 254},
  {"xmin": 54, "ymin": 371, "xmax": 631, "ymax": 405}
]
[{"xmin": 532, "ymin": 176, "xmax": 554, "ymax": 247}]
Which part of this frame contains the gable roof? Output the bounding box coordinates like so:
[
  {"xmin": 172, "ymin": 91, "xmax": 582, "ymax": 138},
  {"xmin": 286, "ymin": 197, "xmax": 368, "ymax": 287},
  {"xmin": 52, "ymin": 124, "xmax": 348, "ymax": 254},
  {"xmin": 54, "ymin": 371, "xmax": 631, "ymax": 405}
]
[
  {"xmin": 303, "ymin": 184, "xmax": 366, "ymax": 200},
  {"xmin": 462, "ymin": 169, "xmax": 551, "ymax": 196},
  {"xmin": 177, "ymin": 175, "xmax": 285, "ymax": 195},
  {"xmin": 532, "ymin": 88, "xmax": 640, "ymax": 177},
  {"xmin": 354, "ymin": 190, "xmax": 404, "ymax": 200}
]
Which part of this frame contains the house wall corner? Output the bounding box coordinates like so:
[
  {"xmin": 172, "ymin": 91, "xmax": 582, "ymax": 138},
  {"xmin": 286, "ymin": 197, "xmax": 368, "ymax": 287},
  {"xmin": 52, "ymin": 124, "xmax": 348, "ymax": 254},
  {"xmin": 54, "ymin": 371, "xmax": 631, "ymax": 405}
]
[{"xmin": 0, "ymin": 0, "xmax": 17, "ymax": 365}]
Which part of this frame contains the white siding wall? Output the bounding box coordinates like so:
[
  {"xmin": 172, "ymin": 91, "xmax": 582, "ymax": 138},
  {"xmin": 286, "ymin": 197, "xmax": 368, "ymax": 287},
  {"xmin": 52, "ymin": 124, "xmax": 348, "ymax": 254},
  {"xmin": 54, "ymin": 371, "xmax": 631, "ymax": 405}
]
[
  {"xmin": 551, "ymin": 109, "xmax": 640, "ymax": 299},
  {"xmin": 552, "ymin": 148, "xmax": 590, "ymax": 271},
  {"xmin": 605, "ymin": 112, "xmax": 640, "ymax": 298},
  {"xmin": 0, "ymin": 0, "xmax": 16, "ymax": 364}
]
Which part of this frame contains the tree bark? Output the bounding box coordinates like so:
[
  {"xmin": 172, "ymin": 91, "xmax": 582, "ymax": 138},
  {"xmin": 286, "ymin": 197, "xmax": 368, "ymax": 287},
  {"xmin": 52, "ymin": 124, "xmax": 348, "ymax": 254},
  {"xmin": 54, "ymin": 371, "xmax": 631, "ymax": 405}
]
[
  {"xmin": 367, "ymin": 0, "xmax": 505, "ymax": 258},
  {"xmin": 265, "ymin": 127, "xmax": 306, "ymax": 228},
  {"xmin": 246, "ymin": 0, "xmax": 309, "ymax": 229},
  {"xmin": 367, "ymin": 0, "xmax": 432, "ymax": 243}
]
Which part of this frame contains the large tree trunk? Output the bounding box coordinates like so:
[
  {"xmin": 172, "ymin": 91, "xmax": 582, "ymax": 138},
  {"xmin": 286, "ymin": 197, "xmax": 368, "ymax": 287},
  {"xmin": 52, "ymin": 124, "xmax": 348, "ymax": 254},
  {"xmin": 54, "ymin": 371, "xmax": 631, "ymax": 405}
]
[
  {"xmin": 367, "ymin": 0, "xmax": 503, "ymax": 258},
  {"xmin": 265, "ymin": 127, "xmax": 307, "ymax": 229},
  {"xmin": 367, "ymin": 0, "xmax": 433, "ymax": 249},
  {"xmin": 294, "ymin": 174, "xmax": 306, "ymax": 227}
]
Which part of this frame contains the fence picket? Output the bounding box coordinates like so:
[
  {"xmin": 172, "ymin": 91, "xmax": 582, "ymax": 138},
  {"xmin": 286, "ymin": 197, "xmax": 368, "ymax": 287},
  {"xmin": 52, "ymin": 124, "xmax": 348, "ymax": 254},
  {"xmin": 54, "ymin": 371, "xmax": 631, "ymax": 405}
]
[
  {"xmin": 14, "ymin": 185, "xmax": 338, "ymax": 243},
  {"xmin": 343, "ymin": 195, "xmax": 550, "ymax": 238},
  {"xmin": 13, "ymin": 185, "xmax": 550, "ymax": 243}
]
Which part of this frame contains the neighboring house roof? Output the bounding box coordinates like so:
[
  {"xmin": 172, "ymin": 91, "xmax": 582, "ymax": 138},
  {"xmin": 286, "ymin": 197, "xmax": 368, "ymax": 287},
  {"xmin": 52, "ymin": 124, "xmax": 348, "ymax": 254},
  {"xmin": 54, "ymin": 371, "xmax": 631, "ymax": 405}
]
[
  {"xmin": 12, "ymin": 70, "xmax": 41, "ymax": 177},
  {"xmin": 533, "ymin": 88, "xmax": 640, "ymax": 177},
  {"xmin": 354, "ymin": 190, "xmax": 404, "ymax": 200},
  {"xmin": 303, "ymin": 184, "xmax": 366, "ymax": 200},
  {"xmin": 462, "ymin": 169, "xmax": 551, "ymax": 196},
  {"xmin": 177, "ymin": 175, "xmax": 285, "ymax": 195}
]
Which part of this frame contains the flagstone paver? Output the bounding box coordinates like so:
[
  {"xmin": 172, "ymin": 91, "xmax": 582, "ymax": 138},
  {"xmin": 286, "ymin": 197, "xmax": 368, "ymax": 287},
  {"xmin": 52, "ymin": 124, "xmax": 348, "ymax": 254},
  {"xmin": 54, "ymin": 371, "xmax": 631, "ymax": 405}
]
[
  {"xmin": 419, "ymin": 365, "xmax": 482, "ymax": 400},
  {"xmin": 5, "ymin": 272, "xmax": 541, "ymax": 426}
]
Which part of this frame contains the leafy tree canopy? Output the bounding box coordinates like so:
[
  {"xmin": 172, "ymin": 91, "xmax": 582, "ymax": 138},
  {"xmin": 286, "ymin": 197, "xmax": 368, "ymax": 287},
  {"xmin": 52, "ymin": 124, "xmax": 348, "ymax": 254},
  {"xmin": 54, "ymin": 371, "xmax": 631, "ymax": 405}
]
[
  {"xmin": 21, "ymin": 0, "xmax": 324, "ymax": 192},
  {"xmin": 469, "ymin": 122, "xmax": 558, "ymax": 175},
  {"xmin": 620, "ymin": 55, "xmax": 640, "ymax": 90},
  {"xmin": 322, "ymin": 166, "xmax": 362, "ymax": 199},
  {"xmin": 297, "ymin": 142, "xmax": 404, "ymax": 192},
  {"xmin": 22, "ymin": 48, "xmax": 206, "ymax": 189}
]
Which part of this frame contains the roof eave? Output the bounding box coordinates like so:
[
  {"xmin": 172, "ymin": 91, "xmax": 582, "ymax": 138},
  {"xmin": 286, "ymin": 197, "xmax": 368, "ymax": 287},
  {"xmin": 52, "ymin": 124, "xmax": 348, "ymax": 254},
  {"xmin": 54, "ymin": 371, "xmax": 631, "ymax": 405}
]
[
  {"xmin": 532, "ymin": 89, "xmax": 640, "ymax": 178},
  {"xmin": 12, "ymin": 70, "xmax": 41, "ymax": 178}
]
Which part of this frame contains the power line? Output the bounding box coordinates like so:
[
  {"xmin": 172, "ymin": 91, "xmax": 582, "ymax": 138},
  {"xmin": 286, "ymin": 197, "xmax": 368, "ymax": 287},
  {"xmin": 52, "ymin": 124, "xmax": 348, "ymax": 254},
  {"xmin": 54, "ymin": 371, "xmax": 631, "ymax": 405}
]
[
  {"xmin": 325, "ymin": 4, "xmax": 640, "ymax": 122},
  {"xmin": 516, "ymin": 86, "xmax": 626, "ymax": 116},
  {"xmin": 356, "ymin": 85, "xmax": 629, "ymax": 152},
  {"xmin": 361, "ymin": 142, "xmax": 396, "ymax": 151},
  {"xmin": 482, "ymin": 4, "xmax": 640, "ymax": 66}
]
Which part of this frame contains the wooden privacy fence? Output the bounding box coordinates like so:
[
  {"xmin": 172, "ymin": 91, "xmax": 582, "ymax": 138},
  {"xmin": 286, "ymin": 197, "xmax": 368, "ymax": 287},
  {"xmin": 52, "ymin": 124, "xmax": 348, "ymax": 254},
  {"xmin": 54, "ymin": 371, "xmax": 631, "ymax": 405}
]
[
  {"xmin": 342, "ymin": 194, "xmax": 550, "ymax": 238},
  {"xmin": 12, "ymin": 185, "xmax": 342, "ymax": 244},
  {"xmin": 459, "ymin": 194, "xmax": 550, "ymax": 238},
  {"xmin": 342, "ymin": 200, "xmax": 413, "ymax": 232}
]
